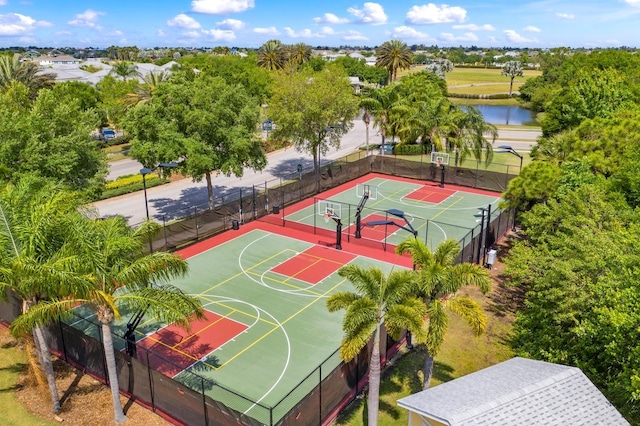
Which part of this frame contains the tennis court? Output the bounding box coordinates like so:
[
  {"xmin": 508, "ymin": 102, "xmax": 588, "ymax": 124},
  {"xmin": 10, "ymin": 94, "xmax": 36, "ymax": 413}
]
[{"xmin": 64, "ymin": 173, "xmax": 503, "ymax": 425}]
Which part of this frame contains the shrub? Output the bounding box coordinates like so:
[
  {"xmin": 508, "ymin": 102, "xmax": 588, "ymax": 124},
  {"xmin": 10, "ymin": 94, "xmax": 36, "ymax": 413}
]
[
  {"xmin": 100, "ymin": 173, "xmax": 167, "ymax": 200},
  {"xmin": 394, "ymin": 143, "xmax": 425, "ymax": 155}
]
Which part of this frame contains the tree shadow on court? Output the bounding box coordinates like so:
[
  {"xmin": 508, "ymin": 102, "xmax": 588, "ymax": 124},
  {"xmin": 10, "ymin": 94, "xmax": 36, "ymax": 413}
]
[{"xmin": 176, "ymin": 359, "xmax": 220, "ymax": 392}]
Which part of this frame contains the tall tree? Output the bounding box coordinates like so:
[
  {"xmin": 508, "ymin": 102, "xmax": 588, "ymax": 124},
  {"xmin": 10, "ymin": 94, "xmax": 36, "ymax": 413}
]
[
  {"xmin": 327, "ymin": 265, "xmax": 426, "ymax": 426},
  {"xmin": 288, "ymin": 42, "xmax": 312, "ymax": 67},
  {"xmin": 501, "ymin": 60, "xmax": 524, "ymax": 98},
  {"xmin": 109, "ymin": 61, "xmax": 141, "ymax": 81},
  {"xmin": 359, "ymin": 84, "xmax": 405, "ymax": 146},
  {"xmin": 124, "ymin": 73, "xmax": 267, "ymax": 209},
  {"xmin": 11, "ymin": 215, "xmax": 205, "ymax": 424},
  {"xmin": 125, "ymin": 70, "xmax": 169, "ymax": 106},
  {"xmin": 0, "ymin": 54, "xmax": 56, "ymax": 96},
  {"xmin": 448, "ymin": 105, "xmax": 498, "ymax": 164},
  {"xmin": 396, "ymin": 238, "xmax": 491, "ymax": 389},
  {"xmin": 0, "ymin": 82, "xmax": 106, "ymax": 196},
  {"xmin": 376, "ymin": 40, "xmax": 412, "ymax": 82},
  {"xmin": 257, "ymin": 39, "xmax": 288, "ymax": 71},
  {"xmin": 268, "ymin": 66, "xmax": 360, "ymax": 175},
  {"xmin": 0, "ymin": 178, "xmax": 91, "ymax": 414}
]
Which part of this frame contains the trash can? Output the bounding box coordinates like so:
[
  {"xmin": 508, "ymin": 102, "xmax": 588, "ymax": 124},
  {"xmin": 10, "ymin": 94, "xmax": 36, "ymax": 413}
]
[
  {"xmin": 232, "ymin": 220, "xmax": 240, "ymax": 230},
  {"xmin": 272, "ymin": 205, "xmax": 280, "ymax": 214},
  {"xmin": 487, "ymin": 249, "xmax": 497, "ymax": 269}
]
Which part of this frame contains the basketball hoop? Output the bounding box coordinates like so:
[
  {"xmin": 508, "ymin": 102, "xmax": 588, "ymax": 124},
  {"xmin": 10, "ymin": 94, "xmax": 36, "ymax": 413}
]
[
  {"xmin": 323, "ymin": 213, "xmax": 332, "ymax": 223},
  {"xmin": 436, "ymin": 159, "xmax": 442, "ymax": 167}
]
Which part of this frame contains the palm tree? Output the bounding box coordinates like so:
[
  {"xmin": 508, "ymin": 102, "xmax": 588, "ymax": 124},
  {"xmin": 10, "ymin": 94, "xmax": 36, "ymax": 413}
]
[
  {"xmin": 360, "ymin": 84, "xmax": 406, "ymax": 146},
  {"xmin": 257, "ymin": 39, "xmax": 288, "ymax": 71},
  {"xmin": 109, "ymin": 61, "xmax": 141, "ymax": 81},
  {"xmin": 0, "ymin": 179, "xmax": 90, "ymax": 414},
  {"xmin": 288, "ymin": 42, "xmax": 312, "ymax": 67},
  {"xmin": 0, "ymin": 54, "xmax": 55, "ymax": 95},
  {"xmin": 125, "ymin": 70, "xmax": 169, "ymax": 106},
  {"xmin": 327, "ymin": 265, "xmax": 426, "ymax": 426},
  {"xmin": 448, "ymin": 105, "xmax": 498, "ymax": 165},
  {"xmin": 502, "ymin": 60, "xmax": 524, "ymax": 98},
  {"xmin": 396, "ymin": 238, "xmax": 491, "ymax": 389},
  {"xmin": 375, "ymin": 40, "xmax": 412, "ymax": 82},
  {"xmin": 12, "ymin": 215, "xmax": 205, "ymax": 424}
]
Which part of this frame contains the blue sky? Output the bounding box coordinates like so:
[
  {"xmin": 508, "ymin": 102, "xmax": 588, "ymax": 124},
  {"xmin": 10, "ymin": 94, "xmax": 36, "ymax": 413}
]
[{"xmin": 1, "ymin": 0, "xmax": 640, "ymax": 49}]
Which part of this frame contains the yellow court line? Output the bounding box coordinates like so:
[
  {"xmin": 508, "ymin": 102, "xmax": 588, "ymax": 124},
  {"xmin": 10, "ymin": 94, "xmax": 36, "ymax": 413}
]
[
  {"xmin": 178, "ymin": 315, "xmax": 227, "ymax": 347},
  {"xmin": 144, "ymin": 334, "xmax": 202, "ymax": 362},
  {"xmin": 428, "ymin": 195, "xmax": 465, "ymax": 222},
  {"xmin": 281, "ymin": 258, "xmax": 324, "ymax": 284},
  {"xmin": 298, "ymin": 252, "xmax": 348, "ymax": 266},
  {"xmin": 247, "ymin": 270, "xmax": 324, "ymax": 296},
  {"xmin": 213, "ymin": 277, "xmax": 349, "ymax": 370},
  {"xmin": 196, "ymin": 294, "xmax": 279, "ymax": 327},
  {"xmin": 201, "ymin": 248, "xmax": 298, "ymax": 294}
]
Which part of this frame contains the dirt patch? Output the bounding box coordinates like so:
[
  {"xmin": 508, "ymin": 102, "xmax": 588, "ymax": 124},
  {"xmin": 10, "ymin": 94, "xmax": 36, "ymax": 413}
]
[{"xmin": 0, "ymin": 328, "xmax": 170, "ymax": 426}]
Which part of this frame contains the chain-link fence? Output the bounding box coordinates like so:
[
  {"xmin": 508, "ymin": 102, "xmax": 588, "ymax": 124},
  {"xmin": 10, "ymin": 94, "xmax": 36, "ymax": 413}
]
[{"xmin": 0, "ymin": 150, "xmax": 518, "ymax": 425}]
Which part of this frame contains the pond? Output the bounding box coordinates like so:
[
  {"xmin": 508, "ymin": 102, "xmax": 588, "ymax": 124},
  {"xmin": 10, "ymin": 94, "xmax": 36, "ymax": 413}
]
[{"xmin": 467, "ymin": 104, "xmax": 537, "ymax": 126}]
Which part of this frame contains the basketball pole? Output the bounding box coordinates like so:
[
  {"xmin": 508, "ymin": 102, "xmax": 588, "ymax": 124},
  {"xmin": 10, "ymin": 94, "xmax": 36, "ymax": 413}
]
[{"xmin": 439, "ymin": 163, "xmax": 445, "ymax": 188}]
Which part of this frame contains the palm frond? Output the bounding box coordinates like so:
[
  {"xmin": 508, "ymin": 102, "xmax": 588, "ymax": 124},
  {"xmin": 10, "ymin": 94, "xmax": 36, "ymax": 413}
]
[
  {"xmin": 9, "ymin": 298, "xmax": 78, "ymax": 336},
  {"xmin": 326, "ymin": 291, "xmax": 360, "ymax": 312},
  {"xmin": 445, "ymin": 296, "xmax": 487, "ymax": 336},
  {"xmin": 426, "ymin": 299, "xmax": 449, "ymax": 355}
]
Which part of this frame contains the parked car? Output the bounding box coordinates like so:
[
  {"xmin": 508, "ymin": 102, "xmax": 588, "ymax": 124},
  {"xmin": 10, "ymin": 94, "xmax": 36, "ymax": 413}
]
[{"xmin": 101, "ymin": 128, "xmax": 116, "ymax": 141}]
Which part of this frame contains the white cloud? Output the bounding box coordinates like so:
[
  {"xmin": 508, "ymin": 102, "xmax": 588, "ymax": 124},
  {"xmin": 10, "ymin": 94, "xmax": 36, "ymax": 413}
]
[
  {"xmin": 183, "ymin": 30, "xmax": 201, "ymax": 39},
  {"xmin": 503, "ymin": 29, "xmax": 537, "ymax": 43},
  {"xmin": 112, "ymin": 30, "xmax": 123, "ymax": 36},
  {"xmin": 320, "ymin": 26, "xmax": 336, "ymax": 35},
  {"xmin": 216, "ymin": 18, "xmax": 244, "ymax": 30},
  {"xmin": 253, "ymin": 26, "xmax": 279, "ymax": 35},
  {"xmin": 626, "ymin": 0, "xmax": 640, "ymax": 6},
  {"xmin": 68, "ymin": 9, "xmax": 103, "ymax": 28},
  {"xmin": 348, "ymin": 2, "xmax": 387, "ymax": 25},
  {"xmin": 0, "ymin": 1, "xmax": 6, "ymax": 5},
  {"xmin": 313, "ymin": 13, "xmax": 349, "ymax": 25},
  {"xmin": 167, "ymin": 14, "xmax": 201, "ymax": 29},
  {"xmin": 157, "ymin": 29, "xmax": 166, "ymax": 37},
  {"xmin": 406, "ymin": 4, "xmax": 466, "ymax": 25},
  {"xmin": 556, "ymin": 13, "xmax": 575, "ymax": 19},
  {"xmin": 55, "ymin": 30, "xmax": 73, "ymax": 36},
  {"xmin": 391, "ymin": 25, "xmax": 436, "ymax": 42},
  {"xmin": 0, "ymin": 12, "xmax": 47, "ymax": 36},
  {"xmin": 523, "ymin": 25, "xmax": 540, "ymax": 33},
  {"xmin": 202, "ymin": 28, "xmax": 237, "ymax": 41},
  {"xmin": 283, "ymin": 27, "xmax": 325, "ymax": 38},
  {"xmin": 191, "ymin": 0, "xmax": 254, "ymax": 14},
  {"xmin": 343, "ymin": 30, "xmax": 368, "ymax": 41},
  {"xmin": 452, "ymin": 23, "xmax": 494, "ymax": 31},
  {"xmin": 439, "ymin": 32, "xmax": 478, "ymax": 42}
]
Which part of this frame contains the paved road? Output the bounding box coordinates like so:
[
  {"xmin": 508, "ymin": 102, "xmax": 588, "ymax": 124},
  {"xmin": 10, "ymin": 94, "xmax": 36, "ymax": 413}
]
[{"xmin": 96, "ymin": 120, "xmax": 540, "ymax": 225}]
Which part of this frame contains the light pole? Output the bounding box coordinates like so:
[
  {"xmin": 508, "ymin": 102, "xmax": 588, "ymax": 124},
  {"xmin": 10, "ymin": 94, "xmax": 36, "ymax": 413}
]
[
  {"xmin": 496, "ymin": 145, "xmax": 523, "ymax": 231},
  {"xmin": 140, "ymin": 162, "xmax": 179, "ymax": 222},
  {"xmin": 496, "ymin": 145, "xmax": 523, "ymax": 173}
]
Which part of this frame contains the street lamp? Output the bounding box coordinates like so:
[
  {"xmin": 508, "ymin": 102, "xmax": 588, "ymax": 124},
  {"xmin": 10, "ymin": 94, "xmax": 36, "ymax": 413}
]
[
  {"xmin": 496, "ymin": 145, "xmax": 523, "ymax": 173},
  {"xmin": 140, "ymin": 162, "xmax": 179, "ymax": 221}
]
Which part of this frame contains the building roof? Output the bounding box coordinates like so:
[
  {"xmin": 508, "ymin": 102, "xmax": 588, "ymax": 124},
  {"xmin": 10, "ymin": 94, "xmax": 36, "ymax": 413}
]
[{"xmin": 397, "ymin": 357, "xmax": 629, "ymax": 426}]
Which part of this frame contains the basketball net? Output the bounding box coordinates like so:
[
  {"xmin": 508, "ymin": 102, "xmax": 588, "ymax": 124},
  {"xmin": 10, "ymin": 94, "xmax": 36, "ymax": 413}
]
[
  {"xmin": 323, "ymin": 212, "xmax": 332, "ymax": 223},
  {"xmin": 436, "ymin": 159, "xmax": 442, "ymax": 167}
]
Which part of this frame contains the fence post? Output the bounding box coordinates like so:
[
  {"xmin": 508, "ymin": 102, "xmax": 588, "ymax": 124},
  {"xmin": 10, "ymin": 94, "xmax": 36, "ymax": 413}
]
[
  {"xmin": 194, "ymin": 206, "xmax": 199, "ymax": 240},
  {"xmin": 239, "ymin": 188, "xmax": 243, "ymax": 224},
  {"xmin": 319, "ymin": 364, "xmax": 323, "ymax": 425},
  {"xmin": 162, "ymin": 215, "xmax": 168, "ymax": 250},
  {"xmin": 252, "ymin": 185, "xmax": 257, "ymax": 220},
  {"xmin": 201, "ymin": 377, "xmax": 208, "ymax": 426},
  {"xmin": 146, "ymin": 348, "xmax": 155, "ymax": 411}
]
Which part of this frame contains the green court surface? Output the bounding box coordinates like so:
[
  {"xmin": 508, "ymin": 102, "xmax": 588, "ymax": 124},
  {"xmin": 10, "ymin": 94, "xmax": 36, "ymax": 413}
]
[
  {"xmin": 283, "ymin": 175, "xmax": 502, "ymax": 250},
  {"xmin": 64, "ymin": 173, "xmax": 503, "ymax": 424},
  {"xmin": 68, "ymin": 225, "xmax": 410, "ymax": 424}
]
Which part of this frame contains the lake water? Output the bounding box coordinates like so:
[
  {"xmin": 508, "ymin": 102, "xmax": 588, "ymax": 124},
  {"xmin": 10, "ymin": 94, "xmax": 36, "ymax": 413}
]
[{"xmin": 469, "ymin": 105, "xmax": 537, "ymax": 126}]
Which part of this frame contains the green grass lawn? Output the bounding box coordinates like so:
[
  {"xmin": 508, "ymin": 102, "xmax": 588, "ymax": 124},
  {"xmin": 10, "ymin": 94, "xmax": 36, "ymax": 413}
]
[{"xmin": 0, "ymin": 331, "xmax": 58, "ymax": 426}]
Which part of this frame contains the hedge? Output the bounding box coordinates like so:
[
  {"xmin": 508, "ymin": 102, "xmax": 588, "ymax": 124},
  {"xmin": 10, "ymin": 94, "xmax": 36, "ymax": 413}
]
[{"xmin": 100, "ymin": 174, "xmax": 167, "ymax": 200}]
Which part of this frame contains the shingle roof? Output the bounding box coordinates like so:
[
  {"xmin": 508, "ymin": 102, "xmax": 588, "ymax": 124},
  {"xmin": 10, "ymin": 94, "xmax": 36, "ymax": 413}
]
[{"xmin": 396, "ymin": 357, "xmax": 629, "ymax": 426}]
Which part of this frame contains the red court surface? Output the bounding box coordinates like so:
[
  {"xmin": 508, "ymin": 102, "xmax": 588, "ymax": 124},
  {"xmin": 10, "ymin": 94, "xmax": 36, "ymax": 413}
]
[
  {"xmin": 404, "ymin": 186, "xmax": 455, "ymax": 203},
  {"xmin": 347, "ymin": 213, "xmax": 396, "ymax": 242},
  {"xmin": 271, "ymin": 245, "xmax": 356, "ymax": 285},
  {"xmin": 137, "ymin": 310, "xmax": 247, "ymax": 377}
]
